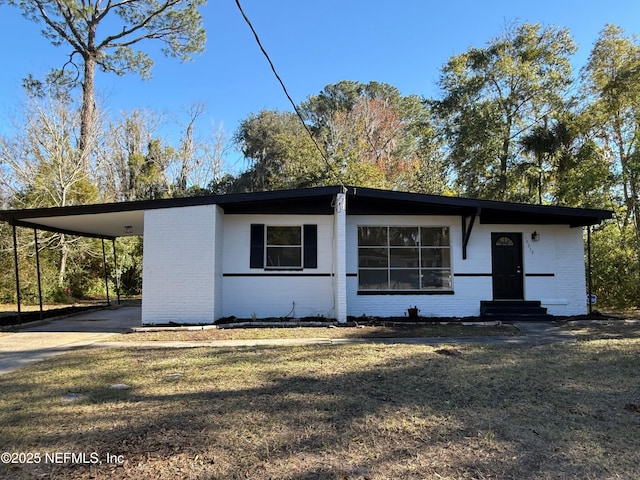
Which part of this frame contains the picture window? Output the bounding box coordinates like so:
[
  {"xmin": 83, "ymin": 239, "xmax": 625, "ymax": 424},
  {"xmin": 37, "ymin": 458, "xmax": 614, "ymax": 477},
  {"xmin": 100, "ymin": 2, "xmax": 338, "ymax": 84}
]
[{"xmin": 358, "ymin": 226, "xmax": 452, "ymax": 291}]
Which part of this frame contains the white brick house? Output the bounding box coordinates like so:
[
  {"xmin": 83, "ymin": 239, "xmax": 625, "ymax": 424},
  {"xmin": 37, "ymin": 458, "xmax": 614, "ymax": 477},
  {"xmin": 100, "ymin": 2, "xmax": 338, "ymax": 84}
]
[{"xmin": 0, "ymin": 186, "xmax": 612, "ymax": 324}]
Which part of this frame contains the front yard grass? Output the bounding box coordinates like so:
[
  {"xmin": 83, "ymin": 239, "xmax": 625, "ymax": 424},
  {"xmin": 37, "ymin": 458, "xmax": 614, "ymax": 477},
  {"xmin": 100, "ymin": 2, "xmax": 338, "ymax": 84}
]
[
  {"xmin": 121, "ymin": 322, "xmax": 520, "ymax": 342},
  {"xmin": 1, "ymin": 334, "xmax": 639, "ymax": 479}
]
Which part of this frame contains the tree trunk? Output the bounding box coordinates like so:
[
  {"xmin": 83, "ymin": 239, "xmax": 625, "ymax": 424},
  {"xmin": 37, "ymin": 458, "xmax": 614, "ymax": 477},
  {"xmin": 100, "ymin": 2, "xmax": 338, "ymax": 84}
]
[
  {"xmin": 499, "ymin": 136, "xmax": 510, "ymax": 199},
  {"xmin": 79, "ymin": 49, "xmax": 96, "ymax": 171}
]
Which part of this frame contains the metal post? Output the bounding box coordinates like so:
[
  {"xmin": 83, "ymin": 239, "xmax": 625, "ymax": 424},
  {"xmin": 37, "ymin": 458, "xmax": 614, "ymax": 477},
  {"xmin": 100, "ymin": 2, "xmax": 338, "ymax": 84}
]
[
  {"xmin": 12, "ymin": 224, "xmax": 21, "ymax": 324},
  {"xmin": 102, "ymin": 239, "xmax": 110, "ymax": 306},
  {"xmin": 587, "ymin": 226, "xmax": 593, "ymax": 316},
  {"xmin": 34, "ymin": 229, "xmax": 43, "ymax": 321},
  {"xmin": 112, "ymin": 239, "xmax": 121, "ymax": 305}
]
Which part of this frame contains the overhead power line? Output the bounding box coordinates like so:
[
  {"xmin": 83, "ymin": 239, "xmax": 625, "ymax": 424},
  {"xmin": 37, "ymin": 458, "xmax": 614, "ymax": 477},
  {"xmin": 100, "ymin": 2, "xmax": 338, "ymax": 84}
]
[{"xmin": 233, "ymin": 0, "xmax": 330, "ymax": 166}]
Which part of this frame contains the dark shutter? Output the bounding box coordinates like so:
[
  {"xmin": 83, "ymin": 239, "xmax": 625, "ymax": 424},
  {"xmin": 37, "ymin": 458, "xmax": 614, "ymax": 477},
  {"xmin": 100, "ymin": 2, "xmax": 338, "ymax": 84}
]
[
  {"xmin": 250, "ymin": 224, "xmax": 264, "ymax": 268},
  {"xmin": 303, "ymin": 224, "xmax": 317, "ymax": 268}
]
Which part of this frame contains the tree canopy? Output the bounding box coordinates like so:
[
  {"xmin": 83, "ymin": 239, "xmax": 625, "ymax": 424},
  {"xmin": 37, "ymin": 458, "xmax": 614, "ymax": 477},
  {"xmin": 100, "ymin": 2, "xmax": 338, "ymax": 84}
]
[
  {"xmin": 229, "ymin": 80, "xmax": 446, "ymax": 193},
  {"xmin": 431, "ymin": 23, "xmax": 577, "ymax": 201},
  {"xmin": 1, "ymin": 0, "xmax": 207, "ymax": 157}
]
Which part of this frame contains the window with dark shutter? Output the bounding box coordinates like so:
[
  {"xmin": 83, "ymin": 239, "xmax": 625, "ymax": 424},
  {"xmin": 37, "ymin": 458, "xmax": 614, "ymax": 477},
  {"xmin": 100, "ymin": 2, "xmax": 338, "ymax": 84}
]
[
  {"xmin": 250, "ymin": 224, "xmax": 318, "ymax": 270},
  {"xmin": 266, "ymin": 226, "xmax": 302, "ymax": 268},
  {"xmin": 250, "ymin": 224, "xmax": 265, "ymax": 268},
  {"xmin": 303, "ymin": 224, "xmax": 317, "ymax": 268}
]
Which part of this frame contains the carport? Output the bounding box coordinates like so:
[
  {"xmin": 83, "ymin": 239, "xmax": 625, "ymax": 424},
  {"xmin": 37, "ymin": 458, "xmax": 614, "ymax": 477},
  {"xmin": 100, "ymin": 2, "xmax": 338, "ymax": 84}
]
[
  {"xmin": 0, "ymin": 201, "xmax": 148, "ymax": 323},
  {"xmin": 1, "ymin": 191, "xmax": 294, "ymax": 323}
]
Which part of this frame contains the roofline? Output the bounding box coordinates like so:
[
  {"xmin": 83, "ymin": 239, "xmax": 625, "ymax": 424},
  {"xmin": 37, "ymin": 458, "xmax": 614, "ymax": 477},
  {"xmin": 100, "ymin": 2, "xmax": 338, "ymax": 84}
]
[
  {"xmin": 0, "ymin": 185, "xmax": 613, "ymax": 237},
  {"xmin": 0, "ymin": 186, "xmax": 345, "ymax": 221},
  {"xmin": 344, "ymin": 186, "xmax": 613, "ymax": 224}
]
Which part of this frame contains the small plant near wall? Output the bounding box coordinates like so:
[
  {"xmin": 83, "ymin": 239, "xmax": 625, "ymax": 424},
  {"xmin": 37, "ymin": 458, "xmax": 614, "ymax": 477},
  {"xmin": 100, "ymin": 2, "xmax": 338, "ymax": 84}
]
[{"xmin": 407, "ymin": 306, "xmax": 420, "ymax": 319}]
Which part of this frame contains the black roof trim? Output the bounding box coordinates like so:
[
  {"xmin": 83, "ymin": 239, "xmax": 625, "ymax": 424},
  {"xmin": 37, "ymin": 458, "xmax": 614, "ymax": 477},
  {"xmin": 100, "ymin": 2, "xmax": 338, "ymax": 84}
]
[
  {"xmin": 0, "ymin": 186, "xmax": 344, "ymax": 221},
  {"xmin": 0, "ymin": 185, "xmax": 612, "ymax": 239},
  {"xmin": 344, "ymin": 186, "xmax": 613, "ymax": 226}
]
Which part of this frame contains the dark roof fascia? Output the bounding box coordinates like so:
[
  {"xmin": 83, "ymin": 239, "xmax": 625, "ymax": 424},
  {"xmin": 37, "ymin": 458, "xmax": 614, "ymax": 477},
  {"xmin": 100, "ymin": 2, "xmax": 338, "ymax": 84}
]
[
  {"xmin": 0, "ymin": 186, "xmax": 345, "ymax": 222},
  {"xmin": 344, "ymin": 186, "xmax": 613, "ymax": 226},
  {"xmin": 216, "ymin": 185, "xmax": 341, "ymax": 214},
  {"xmin": 0, "ymin": 185, "xmax": 613, "ymax": 233},
  {"xmin": 0, "ymin": 196, "xmax": 215, "ymax": 222}
]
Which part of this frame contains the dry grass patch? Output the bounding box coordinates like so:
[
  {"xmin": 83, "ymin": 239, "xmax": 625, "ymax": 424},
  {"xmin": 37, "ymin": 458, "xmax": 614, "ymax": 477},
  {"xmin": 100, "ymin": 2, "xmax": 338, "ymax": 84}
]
[
  {"xmin": 1, "ymin": 339, "xmax": 639, "ymax": 479},
  {"xmin": 122, "ymin": 323, "xmax": 519, "ymax": 342},
  {"xmin": 562, "ymin": 320, "xmax": 640, "ymax": 342}
]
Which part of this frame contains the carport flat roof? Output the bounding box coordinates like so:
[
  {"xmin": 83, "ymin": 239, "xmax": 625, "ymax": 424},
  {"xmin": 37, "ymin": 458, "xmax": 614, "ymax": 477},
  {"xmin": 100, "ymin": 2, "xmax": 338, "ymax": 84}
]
[{"xmin": 0, "ymin": 186, "xmax": 613, "ymax": 239}]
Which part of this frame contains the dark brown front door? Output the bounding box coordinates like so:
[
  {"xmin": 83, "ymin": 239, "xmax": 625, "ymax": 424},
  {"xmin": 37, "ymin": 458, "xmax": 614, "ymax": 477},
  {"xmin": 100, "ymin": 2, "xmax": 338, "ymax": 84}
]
[{"xmin": 491, "ymin": 233, "xmax": 523, "ymax": 300}]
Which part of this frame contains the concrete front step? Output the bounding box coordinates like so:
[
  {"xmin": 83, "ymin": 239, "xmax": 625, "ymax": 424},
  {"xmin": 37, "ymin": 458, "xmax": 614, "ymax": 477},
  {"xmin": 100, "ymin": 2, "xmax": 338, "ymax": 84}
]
[{"xmin": 480, "ymin": 300, "xmax": 552, "ymax": 321}]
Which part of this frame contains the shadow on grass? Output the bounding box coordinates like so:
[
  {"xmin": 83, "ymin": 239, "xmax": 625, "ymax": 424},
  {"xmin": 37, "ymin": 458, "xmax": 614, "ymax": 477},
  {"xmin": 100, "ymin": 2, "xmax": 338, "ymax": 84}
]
[{"xmin": 1, "ymin": 341, "xmax": 639, "ymax": 479}]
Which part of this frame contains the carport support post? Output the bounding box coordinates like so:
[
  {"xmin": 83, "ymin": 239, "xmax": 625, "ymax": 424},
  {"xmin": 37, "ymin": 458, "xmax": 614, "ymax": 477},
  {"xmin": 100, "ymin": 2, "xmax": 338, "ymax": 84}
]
[
  {"xmin": 587, "ymin": 226, "xmax": 593, "ymax": 316},
  {"xmin": 12, "ymin": 224, "xmax": 21, "ymax": 324},
  {"xmin": 112, "ymin": 239, "xmax": 121, "ymax": 305},
  {"xmin": 101, "ymin": 239, "xmax": 111, "ymax": 306},
  {"xmin": 33, "ymin": 229, "xmax": 43, "ymax": 321}
]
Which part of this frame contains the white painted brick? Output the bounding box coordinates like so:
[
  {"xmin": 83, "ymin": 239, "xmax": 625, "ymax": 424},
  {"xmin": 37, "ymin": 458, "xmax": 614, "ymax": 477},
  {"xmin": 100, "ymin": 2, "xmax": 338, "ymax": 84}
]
[
  {"xmin": 141, "ymin": 204, "xmax": 590, "ymax": 323},
  {"xmin": 141, "ymin": 205, "xmax": 218, "ymax": 325},
  {"xmin": 221, "ymin": 213, "xmax": 337, "ymax": 320}
]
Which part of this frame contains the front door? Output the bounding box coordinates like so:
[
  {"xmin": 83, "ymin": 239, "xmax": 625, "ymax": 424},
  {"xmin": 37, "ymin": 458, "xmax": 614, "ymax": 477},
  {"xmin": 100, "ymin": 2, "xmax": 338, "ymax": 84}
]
[{"xmin": 491, "ymin": 233, "xmax": 523, "ymax": 300}]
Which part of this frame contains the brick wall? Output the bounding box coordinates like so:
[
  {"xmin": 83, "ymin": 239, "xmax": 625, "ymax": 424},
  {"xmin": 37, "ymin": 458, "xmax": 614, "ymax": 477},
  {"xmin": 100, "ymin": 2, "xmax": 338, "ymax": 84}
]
[
  {"xmin": 140, "ymin": 204, "xmax": 589, "ymax": 323},
  {"xmin": 141, "ymin": 205, "xmax": 218, "ymax": 325}
]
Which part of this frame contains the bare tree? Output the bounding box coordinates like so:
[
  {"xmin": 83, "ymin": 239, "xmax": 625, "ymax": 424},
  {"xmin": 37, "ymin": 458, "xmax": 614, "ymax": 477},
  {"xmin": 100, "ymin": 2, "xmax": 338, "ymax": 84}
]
[{"xmin": 0, "ymin": 94, "xmax": 98, "ymax": 285}]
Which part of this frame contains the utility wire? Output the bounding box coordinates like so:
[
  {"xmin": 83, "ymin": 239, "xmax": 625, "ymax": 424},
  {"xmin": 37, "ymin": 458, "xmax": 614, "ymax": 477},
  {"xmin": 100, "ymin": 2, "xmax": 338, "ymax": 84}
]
[{"xmin": 234, "ymin": 0, "xmax": 331, "ymax": 168}]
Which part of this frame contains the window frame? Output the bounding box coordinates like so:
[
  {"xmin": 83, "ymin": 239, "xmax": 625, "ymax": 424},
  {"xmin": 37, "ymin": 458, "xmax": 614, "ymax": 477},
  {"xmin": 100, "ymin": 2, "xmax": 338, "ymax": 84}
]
[
  {"xmin": 250, "ymin": 224, "xmax": 318, "ymax": 271},
  {"xmin": 357, "ymin": 226, "xmax": 453, "ymax": 293},
  {"xmin": 265, "ymin": 225, "xmax": 303, "ymax": 270}
]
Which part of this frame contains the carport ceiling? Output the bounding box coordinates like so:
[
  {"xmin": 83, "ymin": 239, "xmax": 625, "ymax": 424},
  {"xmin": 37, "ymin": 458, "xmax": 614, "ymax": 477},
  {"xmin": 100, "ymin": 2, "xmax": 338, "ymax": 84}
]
[{"xmin": 6, "ymin": 209, "xmax": 145, "ymax": 239}]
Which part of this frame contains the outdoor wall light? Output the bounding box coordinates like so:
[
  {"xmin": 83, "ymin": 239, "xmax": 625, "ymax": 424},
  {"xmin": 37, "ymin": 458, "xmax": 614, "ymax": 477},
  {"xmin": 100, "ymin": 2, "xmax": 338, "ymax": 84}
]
[
  {"xmin": 124, "ymin": 225, "xmax": 134, "ymax": 234},
  {"xmin": 531, "ymin": 231, "xmax": 539, "ymax": 241}
]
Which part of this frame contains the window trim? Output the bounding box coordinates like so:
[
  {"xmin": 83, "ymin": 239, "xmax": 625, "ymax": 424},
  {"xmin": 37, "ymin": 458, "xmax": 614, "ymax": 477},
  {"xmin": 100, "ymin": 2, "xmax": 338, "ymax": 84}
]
[
  {"xmin": 250, "ymin": 224, "xmax": 318, "ymax": 271},
  {"xmin": 357, "ymin": 225, "xmax": 453, "ymax": 294},
  {"xmin": 265, "ymin": 225, "xmax": 303, "ymax": 270}
]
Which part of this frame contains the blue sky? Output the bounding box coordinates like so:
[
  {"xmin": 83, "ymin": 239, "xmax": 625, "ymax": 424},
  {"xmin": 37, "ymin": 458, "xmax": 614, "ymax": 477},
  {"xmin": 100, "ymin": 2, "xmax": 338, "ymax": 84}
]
[{"xmin": 0, "ymin": 0, "xmax": 639, "ymax": 161}]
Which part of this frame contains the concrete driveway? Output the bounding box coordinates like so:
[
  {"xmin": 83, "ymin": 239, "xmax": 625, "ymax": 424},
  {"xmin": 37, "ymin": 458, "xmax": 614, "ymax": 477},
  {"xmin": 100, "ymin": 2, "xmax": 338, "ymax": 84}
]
[{"xmin": 0, "ymin": 306, "xmax": 141, "ymax": 375}]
